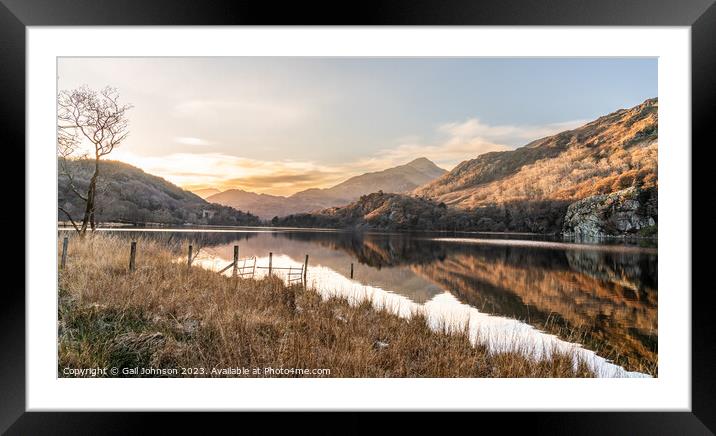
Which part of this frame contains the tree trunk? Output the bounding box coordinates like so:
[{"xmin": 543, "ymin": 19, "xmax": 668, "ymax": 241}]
[{"xmin": 79, "ymin": 158, "xmax": 100, "ymax": 236}]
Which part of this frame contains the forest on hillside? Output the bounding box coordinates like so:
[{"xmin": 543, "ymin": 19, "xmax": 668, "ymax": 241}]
[{"xmin": 58, "ymin": 159, "xmax": 261, "ymax": 227}]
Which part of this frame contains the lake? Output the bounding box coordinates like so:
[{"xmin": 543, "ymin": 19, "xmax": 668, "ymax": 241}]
[{"xmin": 66, "ymin": 227, "xmax": 657, "ymax": 377}]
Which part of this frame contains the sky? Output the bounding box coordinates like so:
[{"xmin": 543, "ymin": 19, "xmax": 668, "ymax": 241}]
[{"xmin": 57, "ymin": 57, "xmax": 657, "ymax": 196}]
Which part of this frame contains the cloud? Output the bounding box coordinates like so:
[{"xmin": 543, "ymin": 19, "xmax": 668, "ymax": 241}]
[
  {"xmin": 113, "ymin": 116, "xmax": 587, "ymax": 196},
  {"xmin": 112, "ymin": 151, "xmax": 347, "ymax": 196},
  {"xmin": 172, "ymin": 99, "xmax": 311, "ymax": 133},
  {"xmin": 439, "ymin": 118, "xmax": 587, "ymax": 145},
  {"xmin": 354, "ymin": 139, "xmax": 509, "ymax": 174},
  {"xmin": 220, "ymin": 170, "xmax": 348, "ymax": 193},
  {"xmin": 174, "ymin": 136, "xmax": 212, "ymax": 146},
  {"xmin": 354, "ymin": 117, "xmax": 587, "ymax": 171}
]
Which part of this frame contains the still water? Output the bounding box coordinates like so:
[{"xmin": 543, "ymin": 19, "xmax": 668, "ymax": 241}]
[{"xmin": 88, "ymin": 227, "xmax": 658, "ymax": 378}]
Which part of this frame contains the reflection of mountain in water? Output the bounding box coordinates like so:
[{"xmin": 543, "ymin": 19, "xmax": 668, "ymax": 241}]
[
  {"xmin": 270, "ymin": 232, "xmax": 658, "ymax": 372},
  {"xmin": 197, "ymin": 232, "xmax": 445, "ymax": 304},
  {"xmin": 412, "ymin": 249, "xmax": 656, "ymax": 372},
  {"xmin": 565, "ymin": 250, "xmax": 657, "ymax": 292},
  {"xmin": 281, "ymin": 232, "xmax": 449, "ymax": 268},
  {"xmin": 110, "ymin": 229, "xmax": 657, "ymax": 373}
]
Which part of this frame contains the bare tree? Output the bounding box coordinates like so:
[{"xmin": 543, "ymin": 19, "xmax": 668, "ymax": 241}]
[
  {"xmin": 57, "ymin": 86, "xmax": 132, "ymax": 236},
  {"xmin": 57, "ymin": 127, "xmax": 83, "ymax": 232}
]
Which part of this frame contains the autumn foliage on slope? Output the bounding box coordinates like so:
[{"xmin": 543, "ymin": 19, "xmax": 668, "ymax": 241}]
[{"xmin": 413, "ymin": 98, "xmax": 658, "ymax": 207}]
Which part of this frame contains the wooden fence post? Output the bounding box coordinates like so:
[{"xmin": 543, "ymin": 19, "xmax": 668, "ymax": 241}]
[
  {"xmin": 129, "ymin": 241, "xmax": 137, "ymax": 272},
  {"xmin": 232, "ymin": 245, "xmax": 239, "ymax": 277},
  {"xmin": 187, "ymin": 245, "xmax": 193, "ymax": 267},
  {"xmin": 268, "ymin": 252, "xmax": 273, "ymax": 276},
  {"xmin": 303, "ymin": 254, "xmax": 309, "ymax": 284},
  {"xmin": 350, "ymin": 262, "xmax": 354, "ymax": 279},
  {"xmin": 60, "ymin": 236, "xmax": 69, "ymax": 270}
]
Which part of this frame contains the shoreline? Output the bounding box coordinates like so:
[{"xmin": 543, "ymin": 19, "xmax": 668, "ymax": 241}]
[
  {"xmin": 57, "ymin": 223, "xmax": 658, "ymax": 249},
  {"xmin": 58, "ymin": 233, "xmax": 607, "ymax": 378}
]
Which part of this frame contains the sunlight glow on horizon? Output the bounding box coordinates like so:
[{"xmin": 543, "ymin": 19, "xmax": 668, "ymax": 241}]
[
  {"xmin": 110, "ymin": 114, "xmax": 589, "ymax": 196},
  {"xmin": 58, "ymin": 57, "xmax": 657, "ymax": 196}
]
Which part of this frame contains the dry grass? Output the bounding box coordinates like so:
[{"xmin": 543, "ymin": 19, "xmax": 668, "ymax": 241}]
[{"xmin": 58, "ymin": 233, "xmax": 595, "ymax": 378}]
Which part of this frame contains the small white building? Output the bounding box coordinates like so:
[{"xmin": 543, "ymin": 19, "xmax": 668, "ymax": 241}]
[{"xmin": 201, "ymin": 209, "xmax": 216, "ymax": 219}]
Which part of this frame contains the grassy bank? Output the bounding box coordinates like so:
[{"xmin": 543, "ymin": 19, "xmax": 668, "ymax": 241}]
[{"xmin": 58, "ymin": 233, "xmax": 595, "ymax": 377}]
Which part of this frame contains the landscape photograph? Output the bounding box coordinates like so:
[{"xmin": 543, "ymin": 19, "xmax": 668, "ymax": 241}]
[{"xmin": 57, "ymin": 57, "xmax": 658, "ymax": 378}]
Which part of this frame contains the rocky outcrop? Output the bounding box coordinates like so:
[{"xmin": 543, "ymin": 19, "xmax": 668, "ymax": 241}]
[{"xmin": 562, "ymin": 186, "xmax": 657, "ymax": 238}]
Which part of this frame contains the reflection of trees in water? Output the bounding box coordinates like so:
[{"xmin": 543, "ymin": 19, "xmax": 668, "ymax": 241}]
[
  {"xmin": 277, "ymin": 231, "xmax": 449, "ymax": 268},
  {"xmin": 565, "ymin": 250, "xmax": 657, "ymax": 295},
  {"xmin": 287, "ymin": 232, "xmax": 658, "ymax": 372},
  {"xmin": 187, "ymin": 232, "xmax": 446, "ymax": 304},
  {"xmin": 409, "ymin": 248, "xmax": 657, "ymax": 374},
  {"xmin": 305, "ymin": 232, "xmax": 657, "ymax": 297}
]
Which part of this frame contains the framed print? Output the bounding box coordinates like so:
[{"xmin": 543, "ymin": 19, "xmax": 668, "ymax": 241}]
[{"xmin": 3, "ymin": 0, "xmax": 714, "ymax": 433}]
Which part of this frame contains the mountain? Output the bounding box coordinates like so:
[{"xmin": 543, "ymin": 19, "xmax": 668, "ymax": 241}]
[
  {"xmin": 206, "ymin": 157, "xmax": 447, "ymax": 219},
  {"xmin": 276, "ymin": 191, "xmax": 460, "ymax": 230},
  {"xmin": 290, "ymin": 157, "xmax": 447, "ymax": 205},
  {"xmin": 192, "ymin": 188, "xmax": 222, "ymax": 199},
  {"xmin": 206, "ymin": 189, "xmax": 305, "ymax": 219},
  {"xmin": 275, "ymin": 190, "xmax": 572, "ymax": 233},
  {"xmin": 414, "ymin": 98, "xmax": 657, "ymax": 208},
  {"xmin": 278, "ymin": 98, "xmax": 658, "ymax": 236},
  {"xmin": 58, "ymin": 159, "xmax": 261, "ymax": 226}
]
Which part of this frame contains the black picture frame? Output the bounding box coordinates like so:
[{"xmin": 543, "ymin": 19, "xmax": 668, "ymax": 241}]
[{"xmin": 2, "ymin": 0, "xmax": 713, "ymax": 433}]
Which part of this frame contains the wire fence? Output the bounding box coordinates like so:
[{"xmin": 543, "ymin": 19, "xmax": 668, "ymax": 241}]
[{"xmin": 59, "ymin": 238, "xmax": 356, "ymax": 285}]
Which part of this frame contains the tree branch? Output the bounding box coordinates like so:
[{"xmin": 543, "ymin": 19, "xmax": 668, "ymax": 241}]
[{"xmin": 58, "ymin": 206, "xmax": 81, "ymax": 234}]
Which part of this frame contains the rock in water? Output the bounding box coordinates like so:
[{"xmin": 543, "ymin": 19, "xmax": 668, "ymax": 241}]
[{"xmin": 562, "ymin": 186, "xmax": 657, "ymax": 238}]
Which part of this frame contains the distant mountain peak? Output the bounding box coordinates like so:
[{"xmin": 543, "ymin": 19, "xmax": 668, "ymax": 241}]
[
  {"xmin": 208, "ymin": 158, "xmax": 447, "ymax": 219},
  {"xmin": 191, "ymin": 187, "xmax": 222, "ymax": 199},
  {"xmin": 404, "ymin": 157, "xmax": 445, "ymax": 173},
  {"xmin": 407, "ymin": 157, "xmax": 432, "ymax": 165}
]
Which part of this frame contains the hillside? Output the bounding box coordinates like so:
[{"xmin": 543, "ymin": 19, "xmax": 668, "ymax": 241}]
[
  {"xmin": 275, "ymin": 191, "xmax": 572, "ymax": 233},
  {"xmin": 278, "ymin": 98, "xmax": 658, "ymax": 236},
  {"xmin": 290, "ymin": 157, "xmax": 446, "ymax": 205},
  {"xmin": 58, "ymin": 159, "xmax": 261, "ymax": 226},
  {"xmin": 207, "ymin": 157, "xmax": 446, "ymax": 219},
  {"xmin": 206, "ymin": 189, "xmax": 306, "ymax": 219},
  {"xmin": 192, "ymin": 188, "xmax": 221, "ymax": 199},
  {"xmin": 414, "ymin": 98, "xmax": 657, "ymax": 207},
  {"xmin": 276, "ymin": 192, "xmax": 453, "ymax": 230}
]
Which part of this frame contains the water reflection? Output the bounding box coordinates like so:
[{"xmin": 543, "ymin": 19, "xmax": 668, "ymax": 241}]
[{"xmin": 80, "ymin": 228, "xmax": 657, "ymax": 376}]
